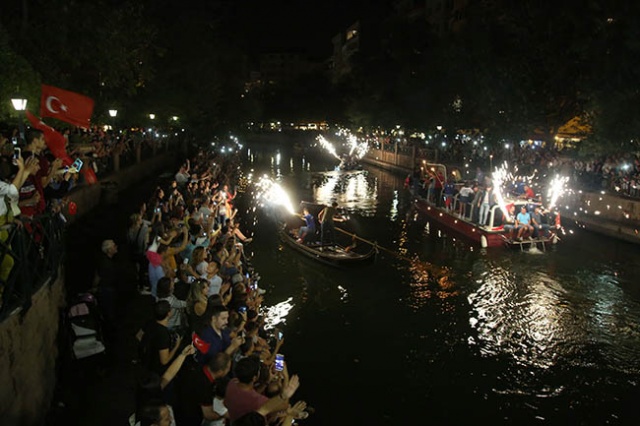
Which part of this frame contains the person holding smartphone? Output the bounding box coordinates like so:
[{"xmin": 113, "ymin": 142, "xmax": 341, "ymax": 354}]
[{"xmin": 0, "ymin": 151, "xmax": 40, "ymax": 283}]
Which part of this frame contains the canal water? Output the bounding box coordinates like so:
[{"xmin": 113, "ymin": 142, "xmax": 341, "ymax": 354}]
[{"xmin": 239, "ymin": 138, "xmax": 640, "ymax": 425}]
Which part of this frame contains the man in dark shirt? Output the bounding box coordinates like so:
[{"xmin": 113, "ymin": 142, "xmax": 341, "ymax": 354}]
[
  {"xmin": 139, "ymin": 300, "xmax": 182, "ymax": 376},
  {"xmin": 318, "ymin": 201, "xmax": 345, "ymax": 247},
  {"xmin": 94, "ymin": 239, "xmax": 119, "ymax": 325},
  {"xmin": 530, "ymin": 206, "xmax": 550, "ymax": 238},
  {"xmin": 173, "ymin": 352, "xmax": 231, "ymax": 426},
  {"xmin": 194, "ymin": 304, "xmax": 243, "ymax": 365}
]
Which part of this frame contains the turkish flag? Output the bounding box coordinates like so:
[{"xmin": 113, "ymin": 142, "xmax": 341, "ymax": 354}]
[
  {"xmin": 26, "ymin": 110, "xmax": 72, "ymax": 165},
  {"xmin": 25, "ymin": 110, "xmax": 99, "ymax": 185},
  {"xmin": 40, "ymin": 84, "xmax": 94, "ymax": 129}
]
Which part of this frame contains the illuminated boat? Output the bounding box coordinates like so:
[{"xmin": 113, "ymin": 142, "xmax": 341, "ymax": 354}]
[{"xmin": 412, "ymin": 163, "xmax": 560, "ymax": 249}]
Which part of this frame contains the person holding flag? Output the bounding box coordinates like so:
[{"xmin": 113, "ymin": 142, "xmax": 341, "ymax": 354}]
[
  {"xmin": 18, "ymin": 129, "xmax": 64, "ymax": 217},
  {"xmin": 25, "ymin": 110, "xmax": 98, "ymax": 186}
]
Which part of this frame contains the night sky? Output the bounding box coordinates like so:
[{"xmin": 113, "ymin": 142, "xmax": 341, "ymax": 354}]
[{"xmin": 230, "ymin": 0, "xmax": 381, "ymax": 56}]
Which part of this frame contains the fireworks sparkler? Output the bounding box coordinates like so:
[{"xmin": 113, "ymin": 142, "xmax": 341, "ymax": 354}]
[
  {"xmin": 347, "ymin": 134, "xmax": 369, "ymax": 159},
  {"xmin": 491, "ymin": 162, "xmax": 512, "ymax": 219},
  {"xmin": 317, "ymin": 135, "xmax": 341, "ymax": 160},
  {"xmin": 255, "ymin": 176, "xmax": 296, "ymax": 214},
  {"xmin": 546, "ymin": 175, "xmax": 569, "ymax": 211}
]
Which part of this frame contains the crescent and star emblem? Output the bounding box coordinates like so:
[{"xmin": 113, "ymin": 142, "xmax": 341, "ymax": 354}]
[{"xmin": 45, "ymin": 96, "xmax": 69, "ymax": 114}]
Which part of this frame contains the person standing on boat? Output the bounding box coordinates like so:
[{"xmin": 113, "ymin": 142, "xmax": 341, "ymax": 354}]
[
  {"xmin": 443, "ymin": 179, "xmax": 456, "ymax": 211},
  {"xmin": 318, "ymin": 201, "xmax": 345, "ymax": 246},
  {"xmin": 502, "ymin": 204, "xmax": 516, "ymax": 240},
  {"xmin": 477, "ymin": 184, "xmax": 495, "ymax": 226},
  {"xmin": 458, "ymin": 183, "xmax": 474, "ymax": 218}
]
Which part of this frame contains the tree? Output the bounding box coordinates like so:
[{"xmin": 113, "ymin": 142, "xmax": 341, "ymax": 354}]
[{"xmin": 0, "ymin": 25, "xmax": 40, "ymax": 123}]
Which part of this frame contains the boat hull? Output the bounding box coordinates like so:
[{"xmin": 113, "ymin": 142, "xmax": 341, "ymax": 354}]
[
  {"xmin": 279, "ymin": 225, "xmax": 377, "ymax": 267},
  {"xmin": 414, "ymin": 199, "xmax": 507, "ymax": 247}
]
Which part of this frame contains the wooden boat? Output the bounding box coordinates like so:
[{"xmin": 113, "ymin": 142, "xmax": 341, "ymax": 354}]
[
  {"xmin": 278, "ymin": 201, "xmax": 378, "ymax": 267},
  {"xmin": 279, "ymin": 223, "xmax": 377, "ymax": 267},
  {"xmin": 412, "ymin": 163, "xmax": 561, "ymax": 249}
]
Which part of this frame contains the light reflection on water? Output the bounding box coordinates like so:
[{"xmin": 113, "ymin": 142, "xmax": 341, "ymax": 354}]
[
  {"xmin": 466, "ymin": 260, "xmax": 640, "ymax": 374},
  {"xmin": 261, "ymin": 297, "xmax": 294, "ymax": 330},
  {"xmin": 311, "ymin": 170, "xmax": 378, "ymax": 216}
]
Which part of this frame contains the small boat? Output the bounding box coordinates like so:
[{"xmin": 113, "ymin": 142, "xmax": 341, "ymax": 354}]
[
  {"xmin": 278, "ymin": 207, "xmax": 378, "ymax": 267},
  {"xmin": 279, "ymin": 223, "xmax": 377, "ymax": 267},
  {"xmin": 412, "ymin": 163, "xmax": 561, "ymax": 249}
]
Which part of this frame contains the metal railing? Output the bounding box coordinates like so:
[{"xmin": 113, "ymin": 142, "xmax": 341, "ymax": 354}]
[{"xmin": 0, "ymin": 214, "xmax": 66, "ymax": 321}]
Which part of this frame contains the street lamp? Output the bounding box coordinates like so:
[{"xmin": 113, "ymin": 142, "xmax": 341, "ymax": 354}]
[
  {"xmin": 171, "ymin": 116, "xmax": 179, "ymax": 121},
  {"xmin": 108, "ymin": 109, "xmax": 118, "ymax": 118},
  {"xmin": 149, "ymin": 113, "xmax": 156, "ymax": 120},
  {"xmin": 11, "ymin": 94, "xmax": 28, "ymax": 143}
]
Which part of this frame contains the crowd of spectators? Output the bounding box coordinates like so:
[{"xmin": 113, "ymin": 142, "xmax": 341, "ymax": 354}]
[
  {"xmin": 379, "ymin": 133, "xmax": 640, "ymax": 199},
  {"xmin": 93, "ymin": 148, "xmax": 309, "ymax": 426},
  {"xmin": 0, "ymin": 121, "xmax": 175, "ymax": 307},
  {"xmin": 0, "ymin": 129, "xmax": 76, "ymax": 304}
]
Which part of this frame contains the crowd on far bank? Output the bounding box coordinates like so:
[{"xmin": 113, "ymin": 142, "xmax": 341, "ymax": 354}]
[
  {"xmin": 93, "ymin": 148, "xmax": 310, "ymax": 426},
  {"xmin": 380, "ymin": 134, "xmax": 640, "ymax": 199}
]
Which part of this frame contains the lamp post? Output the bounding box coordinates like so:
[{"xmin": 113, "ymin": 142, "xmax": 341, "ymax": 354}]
[
  {"xmin": 149, "ymin": 113, "xmax": 156, "ymax": 120},
  {"xmin": 107, "ymin": 109, "xmax": 118, "ymax": 132},
  {"xmin": 11, "ymin": 94, "xmax": 27, "ymax": 143}
]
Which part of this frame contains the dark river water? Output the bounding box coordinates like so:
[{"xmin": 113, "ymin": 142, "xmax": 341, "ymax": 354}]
[{"xmin": 238, "ymin": 137, "xmax": 640, "ymax": 425}]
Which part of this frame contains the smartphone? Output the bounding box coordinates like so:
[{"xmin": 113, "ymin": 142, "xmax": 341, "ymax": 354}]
[
  {"xmin": 72, "ymin": 158, "xmax": 83, "ymax": 171},
  {"xmin": 183, "ymin": 258, "xmax": 189, "ymax": 264},
  {"xmin": 238, "ymin": 306, "xmax": 247, "ymax": 314},
  {"xmin": 275, "ymin": 354, "xmax": 284, "ymax": 372},
  {"xmin": 13, "ymin": 147, "xmax": 20, "ymax": 160},
  {"xmin": 278, "ymin": 331, "xmax": 283, "ymax": 340}
]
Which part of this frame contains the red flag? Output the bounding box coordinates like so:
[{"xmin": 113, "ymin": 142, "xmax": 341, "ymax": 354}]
[
  {"xmin": 40, "ymin": 84, "xmax": 94, "ymax": 128},
  {"xmin": 25, "ymin": 110, "xmax": 72, "ymax": 165},
  {"xmin": 25, "ymin": 110, "xmax": 99, "ymax": 185}
]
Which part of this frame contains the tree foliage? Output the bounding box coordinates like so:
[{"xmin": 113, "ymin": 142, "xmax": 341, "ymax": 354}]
[{"xmin": 0, "ymin": 25, "xmax": 40, "ymax": 122}]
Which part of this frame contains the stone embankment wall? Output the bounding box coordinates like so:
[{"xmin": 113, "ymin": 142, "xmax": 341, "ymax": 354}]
[
  {"xmin": 564, "ymin": 190, "xmax": 640, "ymax": 244},
  {"xmin": 0, "ymin": 274, "xmax": 65, "ymax": 426}
]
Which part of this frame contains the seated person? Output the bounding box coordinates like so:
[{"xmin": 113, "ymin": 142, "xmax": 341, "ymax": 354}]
[
  {"xmin": 515, "ymin": 206, "xmax": 534, "ymax": 240},
  {"xmin": 295, "ymin": 207, "xmax": 315, "ymax": 243},
  {"xmin": 531, "ymin": 206, "xmax": 551, "ymax": 238},
  {"xmin": 519, "ymin": 185, "xmax": 535, "ymax": 200}
]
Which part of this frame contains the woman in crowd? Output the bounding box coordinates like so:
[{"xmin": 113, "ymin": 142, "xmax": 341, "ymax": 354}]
[{"xmin": 186, "ymin": 278, "xmax": 209, "ymax": 333}]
